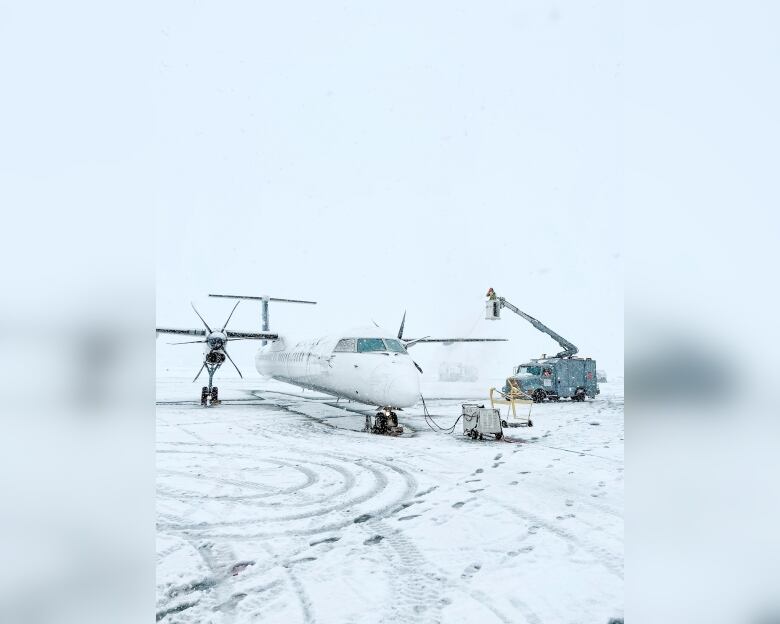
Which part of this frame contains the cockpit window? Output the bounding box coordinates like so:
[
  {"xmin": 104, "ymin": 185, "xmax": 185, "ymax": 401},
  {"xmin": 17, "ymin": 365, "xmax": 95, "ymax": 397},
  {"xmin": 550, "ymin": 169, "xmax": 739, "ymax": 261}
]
[
  {"xmin": 333, "ymin": 338, "xmax": 357, "ymax": 352},
  {"xmin": 335, "ymin": 338, "xmax": 407, "ymax": 353},
  {"xmin": 357, "ymin": 338, "xmax": 386, "ymax": 352},
  {"xmin": 383, "ymin": 338, "xmax": 406, "ymax": 353}
]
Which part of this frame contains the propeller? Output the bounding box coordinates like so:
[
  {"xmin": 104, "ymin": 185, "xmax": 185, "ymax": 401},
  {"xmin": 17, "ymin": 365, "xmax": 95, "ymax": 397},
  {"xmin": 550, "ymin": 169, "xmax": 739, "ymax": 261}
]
[
  {"xmin": 397, "ymin": 311, "xmax": 423, "ymax": 373},
  {"xmin": 191, "ymin": 302, "xmax": 213, "ymax": 333},
  {"xmin": 221, "ymin": 300, "xmax": 240, "ymax": 331},
  {"xmin": 404, "ymin": 336, "xmax": 431, "ymax": 348},
  {"xmin": 223, "ymin": 348, "xmax": 243, "ymax": 378},
  {"xmin": 193, "ymin": 362, "xmax": 206, "ymax": 382},
  {"xmin": 177, "ymin": 302, "xmax": 244, "ymax": 378}
]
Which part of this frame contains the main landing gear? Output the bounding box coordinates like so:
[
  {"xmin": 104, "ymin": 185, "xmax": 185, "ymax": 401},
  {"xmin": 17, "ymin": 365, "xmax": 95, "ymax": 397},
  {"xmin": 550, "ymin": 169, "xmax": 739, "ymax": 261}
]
[{"xmin": 365, "ymin": 409, "xmax": 404, "ymax": 436}]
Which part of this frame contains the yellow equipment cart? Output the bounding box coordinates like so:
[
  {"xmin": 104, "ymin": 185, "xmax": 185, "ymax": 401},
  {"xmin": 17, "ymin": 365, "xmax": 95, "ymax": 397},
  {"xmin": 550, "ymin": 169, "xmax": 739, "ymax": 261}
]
[{"xmin": 489, "ymin": 379, "xmax": 534, "ymax": 428}]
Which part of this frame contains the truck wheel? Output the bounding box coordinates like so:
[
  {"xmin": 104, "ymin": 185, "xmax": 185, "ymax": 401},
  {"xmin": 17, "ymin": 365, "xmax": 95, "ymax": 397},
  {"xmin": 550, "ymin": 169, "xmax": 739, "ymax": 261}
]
[
  {"xmin": 573, "ymin": 388, "xmax": 585, "ymax": 402},
  {"xmin": 533, "ymin": 389, "xmax": 545, "ymax": 403}
]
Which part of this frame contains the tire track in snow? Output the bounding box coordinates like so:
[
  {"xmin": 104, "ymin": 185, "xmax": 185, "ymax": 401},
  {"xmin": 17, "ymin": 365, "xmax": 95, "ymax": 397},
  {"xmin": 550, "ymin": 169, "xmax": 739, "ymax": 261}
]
[
  {"xmin": 485, "ymin": 493, "xmax": 624, "ymax": 579},
  {"xmin": 159, "ymin": 452, "xmax": 418, "ymax": 541},
  {"xmin": 158, "ymin": 458, "xmax": 389, "ymax": 531}
]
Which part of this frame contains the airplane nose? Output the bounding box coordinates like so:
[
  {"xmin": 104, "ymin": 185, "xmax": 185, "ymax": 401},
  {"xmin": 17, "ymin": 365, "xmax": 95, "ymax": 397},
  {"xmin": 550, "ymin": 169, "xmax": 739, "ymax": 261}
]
[{"xmin": 385, "ymin": 367, "xmax": 420, "ymax": 408}]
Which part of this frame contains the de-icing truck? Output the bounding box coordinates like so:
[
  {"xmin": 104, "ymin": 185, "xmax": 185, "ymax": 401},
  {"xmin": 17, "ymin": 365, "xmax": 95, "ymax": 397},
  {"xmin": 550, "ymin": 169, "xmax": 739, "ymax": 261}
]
[{"xmin": 485, "ymin": 290, "xmax": 599, "ymax": 402}]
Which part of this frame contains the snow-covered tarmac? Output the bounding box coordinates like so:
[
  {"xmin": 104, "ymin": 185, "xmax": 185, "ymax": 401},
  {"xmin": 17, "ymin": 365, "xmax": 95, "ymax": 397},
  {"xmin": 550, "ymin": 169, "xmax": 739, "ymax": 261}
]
[{"xmin": 157, "ymin": 375, "xmax": 623, "ymax": 623}]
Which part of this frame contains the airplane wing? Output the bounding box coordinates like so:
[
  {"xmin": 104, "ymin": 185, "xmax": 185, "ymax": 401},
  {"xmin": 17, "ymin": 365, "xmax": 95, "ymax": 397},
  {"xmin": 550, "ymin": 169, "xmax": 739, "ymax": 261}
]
[
  {"xmin": 395, "ymin": 312, "xmax": 507, "ymax": 349},
  {"xmin": 155, "ymin": 328, "xmax": 278, "ymax": 340},
  {"xmin": 404, "ymin": 338, "xmax": 507, "ymax": 348},
  {"xmin": 156, "ymin": 328, "xmax": 207, "ymax": 336},
  {"xmin": 226, "ymin": 330, "xmax": 279, "ymax": 340}
]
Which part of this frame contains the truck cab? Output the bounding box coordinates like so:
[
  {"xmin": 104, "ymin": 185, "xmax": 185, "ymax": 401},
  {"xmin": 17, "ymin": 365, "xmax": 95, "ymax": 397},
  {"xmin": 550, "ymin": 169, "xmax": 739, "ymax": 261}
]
[{"xmin": 503, "ymin": 357, "xmax": 599, "ymax": 402}]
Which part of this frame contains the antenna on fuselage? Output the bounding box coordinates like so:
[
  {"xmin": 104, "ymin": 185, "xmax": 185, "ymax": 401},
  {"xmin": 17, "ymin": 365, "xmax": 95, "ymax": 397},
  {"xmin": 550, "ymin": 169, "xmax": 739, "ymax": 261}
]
[{"xmin": 208, "ymin": 294, "xmax": 317, "ymax": 345}]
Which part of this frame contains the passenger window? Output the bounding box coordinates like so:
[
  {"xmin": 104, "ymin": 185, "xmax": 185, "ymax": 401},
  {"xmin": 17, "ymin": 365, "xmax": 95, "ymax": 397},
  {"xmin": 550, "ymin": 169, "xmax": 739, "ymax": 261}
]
[
  {"xmin": 357, "ymin": 338, "xmax": 386, "ymax": 352},
  {"xmin": 383, "ymin": 338, "xmax": 406, "ymax": 353},
  {"xmin": 333, "ymin": 338, "xmax": 357, "ymax": 352}
]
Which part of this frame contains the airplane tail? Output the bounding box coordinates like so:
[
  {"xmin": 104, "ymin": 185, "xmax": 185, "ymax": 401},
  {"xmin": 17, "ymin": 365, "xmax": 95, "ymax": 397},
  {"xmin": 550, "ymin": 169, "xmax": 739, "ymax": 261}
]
[{"xmin": 208, "ymin": 294, "xmax": 316, "ymax": 340}]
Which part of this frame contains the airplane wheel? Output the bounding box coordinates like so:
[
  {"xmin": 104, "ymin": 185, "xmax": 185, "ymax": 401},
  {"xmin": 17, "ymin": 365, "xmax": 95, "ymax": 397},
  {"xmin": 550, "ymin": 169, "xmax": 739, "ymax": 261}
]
[
  {"xmin": 201, "ymin": 386, "xmax": 209, "ymax": 406},
  {"xmin": 212, "ymin": 387, "xmax": 218, "ymax": 401},
  {"xmin": 373, "ymin": 413, "xmax": 387, "ymax": 434},
  {"xmin": 501, "ymin": 420, "xmax": 508, "ymax": 428},
  {"xmin": 389, "ymin": 412, "xmax": 398, "ymax": 427},
  {"xmin": 365, "ymin": 415, "xmax": 371, "ymax": 432},
  {"xmin": 495, "ymin": 432, "xmax": 503, "ymax": 440},
  {"xmin": 528, "ymin": 419, "xmax": 534, "ymax": 427}
]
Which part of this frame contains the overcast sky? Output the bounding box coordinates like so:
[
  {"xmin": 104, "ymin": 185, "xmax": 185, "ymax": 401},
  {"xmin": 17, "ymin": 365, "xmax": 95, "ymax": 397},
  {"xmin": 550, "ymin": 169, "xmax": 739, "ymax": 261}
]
[{"xmin": 155, "ymin": 0, "xmax": 623, "ymax": 378}]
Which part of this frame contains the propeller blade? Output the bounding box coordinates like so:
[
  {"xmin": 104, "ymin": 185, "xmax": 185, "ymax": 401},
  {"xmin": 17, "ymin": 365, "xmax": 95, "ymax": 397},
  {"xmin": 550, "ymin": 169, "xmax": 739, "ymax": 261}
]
[
  {"xmin": 191, "ymin": 302, "xmax": 213, "ymax": 333},
  {"xmin": 413, "ymin": 360, "xmax": 423, "ymax": 374},
  {"xmin": 223, "ymin": 348, "xmax": 243, "ymax": 379},
  {"xmin": 167, "ymin": 340, "xmax": 207, "ymax": 345},
  {"xmin": 402, "ymin": 335, "xmax": 430, "ymax": 348},
  {"xmin": 221, "ymin": 300, "xmax": 240, "ymax": 331},
  {"xmin": 398, "ymin": 310, "xmax": 407, "ymax": 340},
  {"xmin": 192, "ymin": 362, "xmax": 206, "ymax": 383}
]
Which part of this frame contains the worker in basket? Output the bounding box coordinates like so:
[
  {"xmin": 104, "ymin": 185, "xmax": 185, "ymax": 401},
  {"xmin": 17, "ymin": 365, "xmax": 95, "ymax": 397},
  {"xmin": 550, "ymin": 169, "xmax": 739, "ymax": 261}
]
[{"xmin": 486, "ymin": 287, "xmax": 497, "ymax": 300}]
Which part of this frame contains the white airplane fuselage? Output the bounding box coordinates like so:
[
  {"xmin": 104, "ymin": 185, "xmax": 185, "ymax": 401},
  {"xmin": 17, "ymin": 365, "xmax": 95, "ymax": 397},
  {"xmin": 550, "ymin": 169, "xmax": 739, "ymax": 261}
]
[{"xmin": 255, "ymin": 331, "xmax": 421, "ymax": 408}]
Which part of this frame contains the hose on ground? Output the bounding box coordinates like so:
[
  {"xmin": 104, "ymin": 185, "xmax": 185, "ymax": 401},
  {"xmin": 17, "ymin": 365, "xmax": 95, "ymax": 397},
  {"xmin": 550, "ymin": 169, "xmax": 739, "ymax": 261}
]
[{"xmin": 420, "ymin": 395, "xmax": 461, "ymax": 434}]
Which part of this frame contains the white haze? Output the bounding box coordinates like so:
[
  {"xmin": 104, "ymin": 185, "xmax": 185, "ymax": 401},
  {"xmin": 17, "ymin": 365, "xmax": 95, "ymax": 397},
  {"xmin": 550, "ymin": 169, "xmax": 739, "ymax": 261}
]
[{"xmin": 155, "ymin": 0, "xmax": 623, "ymax": 382}]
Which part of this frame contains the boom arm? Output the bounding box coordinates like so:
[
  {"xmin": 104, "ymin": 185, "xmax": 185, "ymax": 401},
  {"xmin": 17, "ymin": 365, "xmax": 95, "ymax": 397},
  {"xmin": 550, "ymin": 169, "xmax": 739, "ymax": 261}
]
[{"xmin": 497, "ymin": 297, "xmax": 578, "ymax": 358}]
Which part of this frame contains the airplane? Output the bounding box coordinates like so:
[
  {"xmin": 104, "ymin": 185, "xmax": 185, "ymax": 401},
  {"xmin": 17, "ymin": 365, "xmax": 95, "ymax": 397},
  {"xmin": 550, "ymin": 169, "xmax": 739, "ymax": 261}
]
[
  {"xmin": 156, "ymin": 293, "xmax": 506, "ymax": 434},
  {"xmin": 156, "ymin": 299, "xmax": 285, "ymax": 406}
]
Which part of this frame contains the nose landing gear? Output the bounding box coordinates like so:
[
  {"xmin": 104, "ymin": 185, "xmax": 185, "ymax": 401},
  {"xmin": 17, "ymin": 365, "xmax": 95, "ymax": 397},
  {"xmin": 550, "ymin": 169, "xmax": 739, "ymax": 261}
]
[
  {"xmin": 199, "ymin": 353, "xmax": 225, "ymax": 407},
  {"xmin": 364, "ymin": 409, "xmax": 403, "ymax": 435},
  {"xmin": 201, "ymin": 385, "xmax": 220, "ymax": 406}
]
